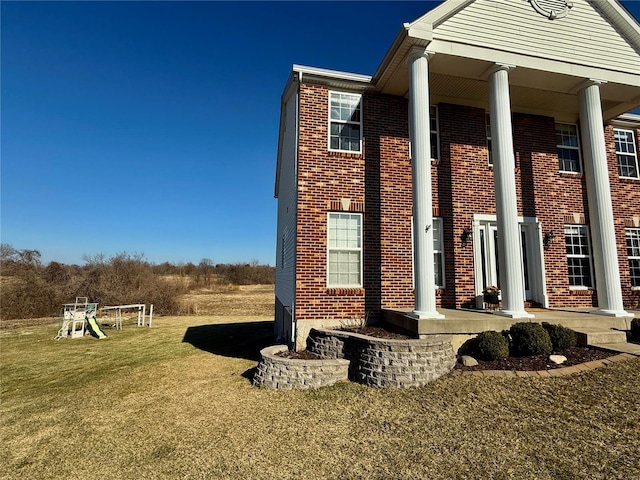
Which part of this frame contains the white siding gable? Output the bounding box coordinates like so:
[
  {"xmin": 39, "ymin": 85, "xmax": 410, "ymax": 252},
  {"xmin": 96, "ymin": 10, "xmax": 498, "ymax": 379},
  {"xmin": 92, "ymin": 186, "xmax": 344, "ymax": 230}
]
[{"xmin": 429, "ymin": 0, "xmax": 639, "ymax": 75}]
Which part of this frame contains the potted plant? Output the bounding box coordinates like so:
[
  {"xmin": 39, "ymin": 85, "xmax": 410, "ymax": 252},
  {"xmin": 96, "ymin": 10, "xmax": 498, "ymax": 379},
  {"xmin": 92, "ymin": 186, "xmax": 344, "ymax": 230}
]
[{"xmin": 483, "ymin": 286, "xmax": 501, "ymax": 305}]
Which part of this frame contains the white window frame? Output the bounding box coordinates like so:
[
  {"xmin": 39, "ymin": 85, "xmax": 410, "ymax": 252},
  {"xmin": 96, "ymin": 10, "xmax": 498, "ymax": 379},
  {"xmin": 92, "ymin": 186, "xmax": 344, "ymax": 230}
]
[
  {"xmin": 626, "ymin": 228, "xmax": 640, "ymax": 289},
  {"xmin": 327, "ymin": 212, "xmax": 363, "ymax": 287},
  {"xmin": 564, "ymin": 224, "xmax": 594, "ymax": 289},
  {"xmin": 433, "ymin": 217, "xmax": 445, "ymax": 288},
  {"xmin": 556, "ymin": 123, "xmax": 582, "ymax": 173},
  {"xmin": 486, "ymin": 113, "xmax": 493, "ymax": 166},
  {"xmin": 411, "ymin": 217, "xmax": 445, "ymax": 289},
  {"xmin": 614, "ymin": 128, "xmax": 639, "ymax": 179},
  {"xmin": 328, "ymin": 91, "xmax": 362, "ymax": 154},
  {"xmin": 430, "ymin": 106, "xmax": 439, "ymax": 161}
]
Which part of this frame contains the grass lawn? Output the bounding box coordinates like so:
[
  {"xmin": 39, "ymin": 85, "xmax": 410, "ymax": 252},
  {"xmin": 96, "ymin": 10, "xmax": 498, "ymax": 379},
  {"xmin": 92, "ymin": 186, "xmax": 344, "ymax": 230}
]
[{"xmin": 1, "ymin": 314, "xmax": 639, "ymax": 480}]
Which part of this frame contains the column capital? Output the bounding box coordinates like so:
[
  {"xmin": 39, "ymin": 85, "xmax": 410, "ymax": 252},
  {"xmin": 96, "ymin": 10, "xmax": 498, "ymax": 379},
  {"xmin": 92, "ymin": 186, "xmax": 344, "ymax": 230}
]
[
  {"xmin": 571, "ymin": 78, "xmax": 608, "ymax": 94},
  {"xmin": 406, "ymin": 46, "xmax": 435, "ymax": 65},
  {"xmin": 482, "ymin": 63, "xmax": 515, "ymax": 80}
]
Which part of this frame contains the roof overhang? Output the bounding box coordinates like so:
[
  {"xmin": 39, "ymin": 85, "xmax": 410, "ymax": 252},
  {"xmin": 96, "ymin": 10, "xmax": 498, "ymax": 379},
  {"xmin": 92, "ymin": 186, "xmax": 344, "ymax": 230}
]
[{"xmin": 370, "ymin": 0, "xmax": 640, "ymax": 122}]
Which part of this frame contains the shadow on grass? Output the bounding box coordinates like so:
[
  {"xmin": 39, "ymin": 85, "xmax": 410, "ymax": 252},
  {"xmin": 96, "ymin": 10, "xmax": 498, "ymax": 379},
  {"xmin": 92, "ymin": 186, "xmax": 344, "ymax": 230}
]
[{"xmin": 182, "ymin": 320, "xmax": 274, "ymax": 362}]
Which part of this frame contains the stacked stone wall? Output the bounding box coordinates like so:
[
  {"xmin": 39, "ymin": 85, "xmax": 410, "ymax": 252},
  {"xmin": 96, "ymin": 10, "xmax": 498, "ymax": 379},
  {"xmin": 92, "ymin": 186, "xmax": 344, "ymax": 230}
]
[
  {"xmin": 307, "ymin": 328, "xmax": 455, "ymax": 388},
  {"xmin": 253, "ymin": 345, "xmax": 349, "ymax": 390}
]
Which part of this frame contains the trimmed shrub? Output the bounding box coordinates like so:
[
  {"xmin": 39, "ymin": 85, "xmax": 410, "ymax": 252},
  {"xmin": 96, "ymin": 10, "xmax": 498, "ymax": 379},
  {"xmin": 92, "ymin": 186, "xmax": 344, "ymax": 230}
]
[
  {"xmin": 474, "ymin": 330, "xmax": 509, "ymax": 361},
  {"xmin": 542, "ymin": 322, "xmax": 577, "ymax": 352},
  {"xmin": 509, "ymin": 322, "xmax": 553, "ymax": 356},
  {"xmin": 631, "ymin": 318, "xmax": 640, "ymax": 340}
]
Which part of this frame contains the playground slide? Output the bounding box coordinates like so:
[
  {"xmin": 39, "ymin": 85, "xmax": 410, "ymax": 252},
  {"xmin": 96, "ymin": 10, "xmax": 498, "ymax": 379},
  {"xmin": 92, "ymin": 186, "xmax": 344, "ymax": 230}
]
[{"xmin": 86, "ymin": 315, "xmax": 107, "ymax": 339}]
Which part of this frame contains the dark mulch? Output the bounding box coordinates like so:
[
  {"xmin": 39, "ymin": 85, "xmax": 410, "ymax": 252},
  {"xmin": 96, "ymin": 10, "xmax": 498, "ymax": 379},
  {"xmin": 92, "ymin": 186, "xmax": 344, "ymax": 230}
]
[
  {"xmin": 339, "ymin": 325, "xmax": 412, "ymax": 340},
  {"xmin": 275, "ymin": 349, "xmax": 323, "ymax": 360},
  {"xmin": 455, "ymin": 346, "xmax": 617, "ymax": 372}
]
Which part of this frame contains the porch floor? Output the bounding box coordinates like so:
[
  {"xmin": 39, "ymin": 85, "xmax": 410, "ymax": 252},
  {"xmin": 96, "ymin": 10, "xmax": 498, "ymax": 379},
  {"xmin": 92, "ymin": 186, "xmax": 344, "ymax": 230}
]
[{"xmin": 382, "ymin": 307, "xmax": 637, "ymax": 336}]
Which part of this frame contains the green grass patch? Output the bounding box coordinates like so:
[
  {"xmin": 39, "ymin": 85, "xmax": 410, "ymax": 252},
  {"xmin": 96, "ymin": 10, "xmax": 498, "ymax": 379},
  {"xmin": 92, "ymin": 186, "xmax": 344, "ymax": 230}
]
[{"xmin": 1, "ymin": 316, "xmax": 639, "ymax": 480}]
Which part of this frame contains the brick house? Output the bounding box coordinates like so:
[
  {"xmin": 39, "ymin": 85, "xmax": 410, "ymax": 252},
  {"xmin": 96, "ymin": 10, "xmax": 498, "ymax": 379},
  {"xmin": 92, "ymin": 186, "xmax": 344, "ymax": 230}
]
[{"xmin": 274, "ymin": 0, "xmax": 640, "ymax": 349}]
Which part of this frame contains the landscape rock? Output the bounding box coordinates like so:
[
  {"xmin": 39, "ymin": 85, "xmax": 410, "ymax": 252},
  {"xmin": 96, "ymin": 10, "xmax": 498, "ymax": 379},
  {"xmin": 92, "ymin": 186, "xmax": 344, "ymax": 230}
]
[
  {"xmin": 549, "ymin": 354, "xmax": 567, "ymax": 365},
  {"xmin": 460, "ymin": 355, "xmax": 478, "ymax": 367}
]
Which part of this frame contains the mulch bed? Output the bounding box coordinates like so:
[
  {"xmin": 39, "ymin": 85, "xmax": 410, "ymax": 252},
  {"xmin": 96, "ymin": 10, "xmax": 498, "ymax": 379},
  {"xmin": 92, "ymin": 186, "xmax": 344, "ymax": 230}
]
[
  {"xmin": 455, "ymin": 346, "xmax": 617, "ymax": 372},
  {"xmin": 338, "ymin": 325, "xmax": 412, "ymax": 340},
  {"xmin": 275, "ymin": 349, "xmax": 323, "ymax": 360}
]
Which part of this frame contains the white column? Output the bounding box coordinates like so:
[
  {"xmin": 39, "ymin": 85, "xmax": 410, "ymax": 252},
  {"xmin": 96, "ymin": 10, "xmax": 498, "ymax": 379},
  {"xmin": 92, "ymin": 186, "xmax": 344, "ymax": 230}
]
[
  {"xmin": 578, "ymin": 80, "xmax": 631, "ymax": 317},
  {"xmin": 407, "ymin": 48, "xmax": 443, "ymax": 319},
  {"xmin": 488, "ymin": 64, "xmax": 533, "ymax": 319}
]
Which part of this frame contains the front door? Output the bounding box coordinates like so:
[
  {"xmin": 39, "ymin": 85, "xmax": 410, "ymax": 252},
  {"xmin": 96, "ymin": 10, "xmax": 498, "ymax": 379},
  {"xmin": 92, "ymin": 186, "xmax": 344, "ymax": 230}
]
[{"xmin": 476, "ymin": 220, "xmax": 534, "ymax": 303}]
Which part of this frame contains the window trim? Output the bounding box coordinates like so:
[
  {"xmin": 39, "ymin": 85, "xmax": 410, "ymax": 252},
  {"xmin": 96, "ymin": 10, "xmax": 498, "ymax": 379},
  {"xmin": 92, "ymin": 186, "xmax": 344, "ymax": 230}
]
[
  {"xmin": 430, "ymin": 106, "xmax": 440, "ymax": 161},
  {"xmin": 614, "ymin": 128, "xmax": 639, "ymax": 179},
  {"xmin": 556, "ymin": 122, "xmax": 582, "ymax": 174},
  {"xmin": 326, "ymin": 212, "xmax": 363, "ymax": 288},
  {"xmin": 328, "ymin": 91, "xmax": 362, "ymax": 154},
  {"xmin": 626, "ymin": 228, "xmax": 640, "ymax": 289},
  {"xmin": 433, "ymin": 217, "xmax": 445, "ymax": 289},
  {"xmin": 411, "ymin": 217, "xmax": 445, "ymax": 289},
  {"xmin": 564, "ymin": 224, "xmax": 594, "ymax": 290},
  {"xmin": 486, "ymin": 113, "xmax": 493, "ymax": 166}
]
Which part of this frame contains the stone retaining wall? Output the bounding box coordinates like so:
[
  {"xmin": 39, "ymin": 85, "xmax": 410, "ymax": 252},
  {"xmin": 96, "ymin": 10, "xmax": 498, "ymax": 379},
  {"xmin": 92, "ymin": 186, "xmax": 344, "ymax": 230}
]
[
  {"xmin": 253, "ymin": 345, "xmax": 350, "ymax": 390},
  {"xmin": 307, "ymin": 328, "xmax": 456, "ymax": 388}
]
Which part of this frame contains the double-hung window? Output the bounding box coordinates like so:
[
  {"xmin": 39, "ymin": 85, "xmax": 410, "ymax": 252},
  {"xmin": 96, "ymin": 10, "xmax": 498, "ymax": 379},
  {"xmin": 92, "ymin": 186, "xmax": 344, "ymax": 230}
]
[
  {"xmin": 411, "ymin": 217, "xmax": 445, "ymax": 288},
  {"xmin": 564, "ymin": 225, "xmax": 593, "ymax": 288},
  {"xmin": 614, "ymin": 128, "xmax": 639, "ymax": 178},
  {"xmin": 430, "ymin": 106, "xmax": 439, "ymax": 160},
  {"xmin": 556, "ymin": 123, "xmax": 581, "ymax": 173},
  {"xmin": 626, "ymin": 228, "xmax": 640, "ymax": 288},
  {"xmin": 329, "ymin": 92, "xmax": 362, "ymax": 153},
  {"xmin": 433, "ymin": 218, "xmax": 444, "ymax": 288},
  {"xmin": 486, "ymin": 113, "xmax": 493, "ymax": 166},
  {"xmin": 327, "ymin": 213, "xmax": 362, "ymax": 287}
]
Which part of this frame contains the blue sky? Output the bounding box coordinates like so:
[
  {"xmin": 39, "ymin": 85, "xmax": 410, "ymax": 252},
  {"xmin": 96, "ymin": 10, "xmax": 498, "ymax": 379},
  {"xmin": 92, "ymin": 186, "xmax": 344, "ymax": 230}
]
[{"xmin": 2, "ymin": 1, "xmax": 639, "ymax": 267}]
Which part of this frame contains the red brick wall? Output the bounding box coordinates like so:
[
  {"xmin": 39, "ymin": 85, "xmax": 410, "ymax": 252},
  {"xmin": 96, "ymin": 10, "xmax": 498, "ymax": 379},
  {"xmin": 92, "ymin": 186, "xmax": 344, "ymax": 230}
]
[
  {"xmin": 608, "ymin": 124, "xmax": 640, "ymax": 309},
  {"xmin": 294, "ymin": 82, "xmax": 640, "ymax": 320},
  {"xmin": 295, "ymin": 84, "xmax": 366, "ymax": 322}
]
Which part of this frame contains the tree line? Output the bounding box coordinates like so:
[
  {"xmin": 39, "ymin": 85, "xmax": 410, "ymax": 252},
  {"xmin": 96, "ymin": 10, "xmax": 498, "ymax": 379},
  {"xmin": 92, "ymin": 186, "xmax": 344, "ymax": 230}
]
[{"xmin": 0, "ymin": 244, "xmax": 274, "ymax": 320}]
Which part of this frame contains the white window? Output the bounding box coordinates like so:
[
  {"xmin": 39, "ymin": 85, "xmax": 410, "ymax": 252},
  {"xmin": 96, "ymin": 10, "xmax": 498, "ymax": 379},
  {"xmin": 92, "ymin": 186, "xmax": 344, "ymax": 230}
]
[
  {"xmin": 329, "ymin": 92, "xmax": 361, "ymax": 153},
  {"xmin": 626, "ymin": 228, "xmax": 640, "ymax": 288},
  {"xmin": 411, "ymin": 217, "xmax": 445, "ymax": 288},
  {"xmin": 327, "ymin": 213, "xmax": 362, "ymax": 287},
  {"xmin": 564, "ymin": 225, "xmax": 593, "ymax": 288},
  {"xmin": 433, "ymin": 218, "xmax": 444, "ymax": 288},
  {"xmin": 556, "ymin": 123, "xmax": 581, "ymax": 173},
  {"xmin": 430, "ymin": 106, "xmax": 439, "ymax": 160},
  {"xmin": 614, "ymin": 128, "xmax": 639, "ymax": 178},
  {"xmin": 486, "ymin": 113, "xmax": 493, "ymax": 166}
]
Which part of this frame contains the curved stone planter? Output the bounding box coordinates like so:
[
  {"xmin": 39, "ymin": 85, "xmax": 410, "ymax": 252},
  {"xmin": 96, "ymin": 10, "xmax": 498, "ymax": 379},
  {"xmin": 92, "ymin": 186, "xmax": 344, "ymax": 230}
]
[
  {"xmin": 307, "ymin": 328, "xmax": 456, "ymax": 388},
  {"xmin": 253, "ymin": 345, "xmax": 350, "ymax": 390}
]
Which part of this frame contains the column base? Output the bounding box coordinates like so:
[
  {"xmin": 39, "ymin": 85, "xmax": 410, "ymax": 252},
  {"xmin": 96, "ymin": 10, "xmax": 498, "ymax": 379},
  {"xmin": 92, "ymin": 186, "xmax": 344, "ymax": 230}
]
[
  {"xmin": 592, "ymin": 309, "xmax": 634, "ymax": 318},
  {"xmin": 410, "ymin": 309, "xmax": 445, "ymax": 320},
  {"xmin": 491, "ymin": 309, "xmax": 535, "ymax": 319}
]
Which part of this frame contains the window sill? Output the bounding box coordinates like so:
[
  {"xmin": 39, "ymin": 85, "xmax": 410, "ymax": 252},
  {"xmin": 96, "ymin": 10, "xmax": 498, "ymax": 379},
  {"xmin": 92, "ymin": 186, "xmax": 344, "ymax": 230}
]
[
  {"xmin": 328, "ymin": 150, "xmax": 362, "ymax": 158},
  {"xmin": 618, "ymin": 176, "xmax": 640, "ymax": 182},
  {"xmin": 569, "ymin": 288, "xmax": 594, "ymax": 295},
  {"xmin": 559, "ymin": 171, "xmax": 584, "ymax": 178},
  {"xmin": 326, "ymin": 288, "xmax": 364, "ymax": 296}
]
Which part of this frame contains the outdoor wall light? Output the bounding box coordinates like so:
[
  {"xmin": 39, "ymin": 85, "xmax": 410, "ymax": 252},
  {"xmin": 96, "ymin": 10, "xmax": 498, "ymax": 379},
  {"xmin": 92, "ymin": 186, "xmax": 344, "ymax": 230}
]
[
  {"xmin": 544, "ymin": 231, "xmax": 557, "ymax": 249},
  {"xmin": 461, "ymin": 228, "xmax": 472, "ymax": 247}
]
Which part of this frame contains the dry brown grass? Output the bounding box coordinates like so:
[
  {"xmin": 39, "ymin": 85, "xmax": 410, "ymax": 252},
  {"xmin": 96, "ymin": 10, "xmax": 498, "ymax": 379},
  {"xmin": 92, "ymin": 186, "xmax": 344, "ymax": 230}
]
[
  {"xmin": 1, "ymin": 290, "xmax": 639, "ymax": 479},
  {"xmin": 178, "ymin": 284, "xmax": 274, "ymax": 317}
]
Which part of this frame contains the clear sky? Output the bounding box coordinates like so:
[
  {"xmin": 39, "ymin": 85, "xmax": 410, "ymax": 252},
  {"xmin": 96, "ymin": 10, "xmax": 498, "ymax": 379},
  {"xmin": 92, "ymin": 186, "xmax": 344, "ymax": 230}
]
[{"xmin": 2, "ymin": 1, "xmax": 639, "ymax": 267}]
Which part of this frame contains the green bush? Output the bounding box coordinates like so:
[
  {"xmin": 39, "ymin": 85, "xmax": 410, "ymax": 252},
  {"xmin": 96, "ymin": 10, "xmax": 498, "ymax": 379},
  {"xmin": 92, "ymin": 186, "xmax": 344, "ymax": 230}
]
[
  {"xmin": 631, "ymin": 318, "xmax": 640, "ymax": 340},
  {"xmin": 509, "ymin": 322, "xmax": 553, "ymax": 356},
  {"xmin": 542, "ymin": 322, "xmax": 577, "ymax": 352},
  {"xmin": 474, "ymin": 330, "xmax": 509, "ymax": 360}
]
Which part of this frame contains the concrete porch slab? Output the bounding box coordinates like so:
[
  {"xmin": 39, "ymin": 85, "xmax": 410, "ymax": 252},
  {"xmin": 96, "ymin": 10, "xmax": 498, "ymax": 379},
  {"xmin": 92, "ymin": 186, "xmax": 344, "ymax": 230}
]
[{"xmin": 382, "ymin": 308, "xmax": 637, "ymax": 336}]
